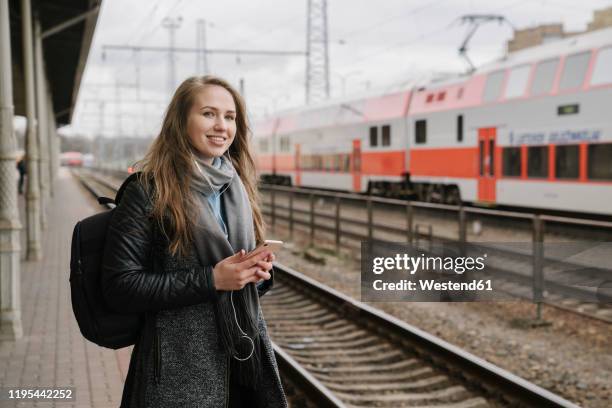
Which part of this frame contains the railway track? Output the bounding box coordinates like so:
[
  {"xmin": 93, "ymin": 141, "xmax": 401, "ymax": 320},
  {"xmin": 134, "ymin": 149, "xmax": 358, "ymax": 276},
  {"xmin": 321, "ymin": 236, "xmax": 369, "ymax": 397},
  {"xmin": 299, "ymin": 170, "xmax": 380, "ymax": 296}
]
[
  {"xmin": 261, "ymin": 263, "xmax": 581, "ymax": 407},
  {"xmin": 73, "ymin": 169, "xmax": 580, "ymax": 407}
]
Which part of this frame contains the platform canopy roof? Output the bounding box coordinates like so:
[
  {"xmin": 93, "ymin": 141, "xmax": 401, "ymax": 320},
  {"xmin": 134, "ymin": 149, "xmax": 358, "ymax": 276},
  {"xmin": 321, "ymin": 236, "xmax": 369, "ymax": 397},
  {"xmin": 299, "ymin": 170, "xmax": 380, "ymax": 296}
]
[{"xmin": 9, "ymin": 0, "xmax": 101, "ymax": 125}]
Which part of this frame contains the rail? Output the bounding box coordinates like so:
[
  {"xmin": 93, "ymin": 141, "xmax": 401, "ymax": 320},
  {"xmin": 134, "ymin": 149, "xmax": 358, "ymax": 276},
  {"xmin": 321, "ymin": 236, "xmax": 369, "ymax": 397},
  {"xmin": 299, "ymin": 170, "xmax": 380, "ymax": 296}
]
[{"xmin": 272, "ymin": 263, "xmax": 579, "ymax": 408}]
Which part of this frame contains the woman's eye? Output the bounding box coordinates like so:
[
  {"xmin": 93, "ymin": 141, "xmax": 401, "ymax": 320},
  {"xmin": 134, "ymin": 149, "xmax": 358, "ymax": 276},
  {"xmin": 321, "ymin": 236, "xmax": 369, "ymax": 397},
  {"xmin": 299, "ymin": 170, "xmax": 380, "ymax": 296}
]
[
  {"xmin": 226, "ymin": 116, "xmax": 235, "ymax": 121},
  {"xmin": 203, "ymin": 111, "xmax": 214, "ymax": 117}
]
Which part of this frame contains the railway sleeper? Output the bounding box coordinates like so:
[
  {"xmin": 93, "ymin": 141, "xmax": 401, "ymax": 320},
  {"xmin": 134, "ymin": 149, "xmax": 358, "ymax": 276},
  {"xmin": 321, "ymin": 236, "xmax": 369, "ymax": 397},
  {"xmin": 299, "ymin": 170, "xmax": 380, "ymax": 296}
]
[
  {"xmin": 334, "ymin": 384, "xmax": 473, "ymax": 403},
  {"xmin": 314, "ymin": 367, "xmax": 436, "ymax": 384}
]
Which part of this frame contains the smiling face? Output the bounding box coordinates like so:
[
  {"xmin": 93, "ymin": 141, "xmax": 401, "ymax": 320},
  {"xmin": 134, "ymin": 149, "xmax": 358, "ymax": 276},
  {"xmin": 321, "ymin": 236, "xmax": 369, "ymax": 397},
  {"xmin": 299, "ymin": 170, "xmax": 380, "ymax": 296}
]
[{"xmin": 186, "ymin": 85, "xmax": 237, "ymax": 164}]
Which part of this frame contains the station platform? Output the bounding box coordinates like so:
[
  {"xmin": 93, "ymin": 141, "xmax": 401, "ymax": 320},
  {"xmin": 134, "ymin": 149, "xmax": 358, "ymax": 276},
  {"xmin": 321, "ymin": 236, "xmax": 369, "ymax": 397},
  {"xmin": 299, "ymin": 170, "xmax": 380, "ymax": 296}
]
[{"xmin": 0, "ymin": 167, "xmax": 130, "ymax": 407}]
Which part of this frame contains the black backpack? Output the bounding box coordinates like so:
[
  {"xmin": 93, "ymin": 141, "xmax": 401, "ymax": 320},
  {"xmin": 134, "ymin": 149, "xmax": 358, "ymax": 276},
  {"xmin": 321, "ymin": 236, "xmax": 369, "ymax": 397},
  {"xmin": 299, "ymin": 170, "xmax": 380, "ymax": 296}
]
[{"xmin": 70, "ymin": 172, "xmax": 144, "ymax": 349}]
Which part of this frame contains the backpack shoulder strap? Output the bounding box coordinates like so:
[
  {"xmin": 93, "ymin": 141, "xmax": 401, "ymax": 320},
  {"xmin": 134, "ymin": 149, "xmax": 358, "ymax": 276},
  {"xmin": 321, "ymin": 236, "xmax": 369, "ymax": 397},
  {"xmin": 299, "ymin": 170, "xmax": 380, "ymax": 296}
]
[{"xmin": 115, "ymin": 171, "xmax": 143, "ymax": 205}]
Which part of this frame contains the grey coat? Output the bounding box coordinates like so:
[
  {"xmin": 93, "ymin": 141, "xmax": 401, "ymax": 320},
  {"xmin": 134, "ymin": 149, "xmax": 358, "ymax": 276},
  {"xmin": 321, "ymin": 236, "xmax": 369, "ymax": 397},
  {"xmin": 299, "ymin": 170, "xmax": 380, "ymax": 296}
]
[{"xmin": 101, "ymin": 179, "xmax": 288, "ymax": 407}]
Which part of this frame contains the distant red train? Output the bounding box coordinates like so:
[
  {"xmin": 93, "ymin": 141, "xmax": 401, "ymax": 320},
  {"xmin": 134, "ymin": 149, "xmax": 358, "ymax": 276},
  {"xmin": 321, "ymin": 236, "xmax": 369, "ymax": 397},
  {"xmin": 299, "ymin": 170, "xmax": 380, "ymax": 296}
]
[
  {"xmin": 60, "ymin": 151, "xmax": 84, "ymax": 167},
  {"xmin": 253, "ymin": 27, "xmax": 612, "ymax": 216}
]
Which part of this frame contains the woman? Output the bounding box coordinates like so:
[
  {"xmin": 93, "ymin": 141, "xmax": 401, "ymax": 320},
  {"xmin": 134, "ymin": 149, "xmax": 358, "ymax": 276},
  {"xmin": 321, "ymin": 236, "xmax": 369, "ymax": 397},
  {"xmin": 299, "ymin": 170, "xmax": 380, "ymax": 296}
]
[{"xmin": 101, "ymin": 76, "xmax": 288, "ymax": 407}]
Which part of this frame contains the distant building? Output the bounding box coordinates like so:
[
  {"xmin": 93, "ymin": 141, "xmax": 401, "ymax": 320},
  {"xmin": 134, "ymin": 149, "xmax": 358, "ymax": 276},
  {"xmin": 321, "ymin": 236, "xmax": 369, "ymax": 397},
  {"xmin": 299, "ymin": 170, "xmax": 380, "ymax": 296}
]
[
  {"xmin": 587, "ymin": 6, "xmax": 612, "ymax": 31},
  {"xmin": 507, "ymin": 5, "xmax": 612, "ymax": 53},
  {"xmin": 507, "ymin": 24, "xmax": 567, "ymax": 53}
]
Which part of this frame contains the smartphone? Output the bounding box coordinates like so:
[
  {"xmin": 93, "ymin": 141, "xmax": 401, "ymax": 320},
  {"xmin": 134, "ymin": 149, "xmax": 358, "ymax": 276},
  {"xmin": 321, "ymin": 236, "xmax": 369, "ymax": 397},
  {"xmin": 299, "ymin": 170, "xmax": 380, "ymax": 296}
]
[{"xmin": 243, "ymin": 240, "xmax": 283, "ymax": 261}]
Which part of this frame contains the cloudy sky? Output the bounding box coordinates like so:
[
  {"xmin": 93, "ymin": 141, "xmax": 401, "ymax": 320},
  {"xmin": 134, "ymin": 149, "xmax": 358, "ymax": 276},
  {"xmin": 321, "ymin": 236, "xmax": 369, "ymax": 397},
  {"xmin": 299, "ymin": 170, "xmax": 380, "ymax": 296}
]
[{"xmin": 68, "ymin": 0, "xmax": 612, "ymax": 138}]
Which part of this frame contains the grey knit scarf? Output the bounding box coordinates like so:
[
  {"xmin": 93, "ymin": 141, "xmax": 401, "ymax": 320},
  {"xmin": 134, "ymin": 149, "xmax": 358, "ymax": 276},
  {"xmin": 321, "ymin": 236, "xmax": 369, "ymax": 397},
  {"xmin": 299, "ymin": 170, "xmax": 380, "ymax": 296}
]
[{"xmin": 189, "ymin": 153, "xmax": 263, "ymax": 389}]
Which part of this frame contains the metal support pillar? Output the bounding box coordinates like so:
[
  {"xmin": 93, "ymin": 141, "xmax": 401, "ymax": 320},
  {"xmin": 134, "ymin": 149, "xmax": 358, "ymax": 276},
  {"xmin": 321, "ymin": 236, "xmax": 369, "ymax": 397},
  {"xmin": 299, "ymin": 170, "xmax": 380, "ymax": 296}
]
[
  {"xmin": 22, "ymin": 0, "xmax": 42, "ymax": 260},
  {"xmin": 0, "ymin": 0, "xmax": 23, "ymax": 340},
  {"xmin": 406, "ymin": 203, "xmax": 413, "ymax": 245},
  {"xmin": 270, "ymin": 189, "xmax": 276, "ymax": 232},
  {"xmin": 305, "ymin": 0, "xmax": 330, "ymax": 104},
  {"xmin": 458, "ymin": 206, "xmax": 467, "ymax": 256},
  {"xmin": 309, "ymin": 193, "xmax": 315, "ymax": 247},
  {"xmin": 34, "ymin": 18, "xmax": 49, "ymax": 229},
  {"xmin": 367, "ymin": 196, "xmax": 373, "ymax": 243},
  {"xmin": 532, "ymin": 216, "xmax": 544, "ymax": 321},
  {"xmin": 334, "ymin": 195, "xmax": 340, "ymax": 253},
  {"xmin": 196, "ymin": 19, "xmax": 209, "ymax": 75},
  {"xmin": 288, "ymin": 191, "xmax": 294, "ymax": 241},
  {"xmin": 46, "ymin": 92, "xmax": 56, "ymax": 195},
  {"xmin": 162, "ymin": 17, "xmax": 182, "ymax": 95}
]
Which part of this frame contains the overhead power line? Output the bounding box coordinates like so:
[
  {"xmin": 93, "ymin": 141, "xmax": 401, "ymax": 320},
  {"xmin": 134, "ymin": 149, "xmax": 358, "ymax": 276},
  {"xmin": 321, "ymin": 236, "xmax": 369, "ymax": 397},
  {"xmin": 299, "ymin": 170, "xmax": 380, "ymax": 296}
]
[{"xmin": 102, "ymin": 44, "xmax": 306, "ymax": 56}]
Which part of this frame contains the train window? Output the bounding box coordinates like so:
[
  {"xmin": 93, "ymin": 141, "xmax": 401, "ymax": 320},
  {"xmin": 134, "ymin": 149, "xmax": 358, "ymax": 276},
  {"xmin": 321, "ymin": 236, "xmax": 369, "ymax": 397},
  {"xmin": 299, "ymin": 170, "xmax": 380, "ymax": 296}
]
[
  {"xmin": 415, "ymin": 120, "xmax": 426, "ymax": 144},
  {"xmin": 588, "ymin": 143, "xmax": 612, "ymax": 180},
  {"xmin": 370, "ymin": 126, "xmax": 378, "ymax": 147},
  {"xmin": 279, "ymin": 136, "xmax": 289, "ymax": 152},
  {"xmin": 315, "ymin": 155, "xmax": 322, "ymax": 170},
  {"xmin": 591, "ymin": 47, "xmax": 612, "ymax": 86},
  {"xmin": 530, "ymin": 58, "xmax": 559, "ymax": 95},
  {"xmin": 559, "ymin": 51, "xmax": 591, "ymax": 90},
  {"xmin": 504, "ymin": 65, "xmax": 531, "ymax": 99},
  {"xmin": 527, "ymin": 146, "xmax": 548, "ymax": 178},
  {"xmin": 426, "ymin": 93, "xmax": 434, "ymax": 103},
  {"xmin": 502, "ymin": 147, "xmax": 521, "ymax": 177},
  {"xmin": 259, "ymin": 139, "xmax": 268, "ymax": 153},
  {"xmin": 555, "ymin": 145, "xmax": 579, "ymax": 179},
  {"xmin": 457, "ymin": 115, "xmax": 463, "ymax": 142},
  {"xmin": 482, "ymin": 70, "xmax": 505, "ymax": 102},
  {"xmin": 382, "ymin": 125, "xmax": 391, "ymax": 146}
]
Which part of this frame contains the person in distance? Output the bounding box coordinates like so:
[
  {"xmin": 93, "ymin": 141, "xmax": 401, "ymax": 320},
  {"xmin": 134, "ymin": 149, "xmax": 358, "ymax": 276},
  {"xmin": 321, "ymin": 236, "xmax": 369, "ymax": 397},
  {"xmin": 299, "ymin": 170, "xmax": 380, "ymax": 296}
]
[{"xmin": 101, "ymin": 75, "xmax": 287, "ymax": 407}]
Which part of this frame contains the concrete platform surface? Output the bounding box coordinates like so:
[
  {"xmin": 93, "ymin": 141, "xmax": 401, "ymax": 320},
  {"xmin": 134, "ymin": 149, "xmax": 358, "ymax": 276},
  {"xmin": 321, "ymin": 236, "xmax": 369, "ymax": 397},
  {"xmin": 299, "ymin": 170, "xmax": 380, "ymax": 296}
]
[{"xmin": 0, "ymin": 167, "xmax": 130, "ymax": 407}]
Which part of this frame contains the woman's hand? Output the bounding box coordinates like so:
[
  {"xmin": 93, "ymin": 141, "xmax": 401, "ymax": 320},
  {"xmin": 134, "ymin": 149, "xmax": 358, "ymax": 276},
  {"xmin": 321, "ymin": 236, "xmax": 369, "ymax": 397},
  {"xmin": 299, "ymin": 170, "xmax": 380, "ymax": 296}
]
[
  {"xmin": 256, "ymin": 253, "xmax": 275, "ymax": 284},
  {"xmin": 213, "ymin": 249, "xmax": 274, "ymax": 291}
]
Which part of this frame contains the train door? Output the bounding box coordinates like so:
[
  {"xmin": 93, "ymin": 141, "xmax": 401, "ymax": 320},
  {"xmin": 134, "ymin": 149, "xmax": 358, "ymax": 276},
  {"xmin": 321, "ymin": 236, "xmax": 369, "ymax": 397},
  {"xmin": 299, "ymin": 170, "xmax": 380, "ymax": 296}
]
[
  {"xmin": 295, "ymin": 143, "xmax": 301, "ymax": 186},
  {"xmin": 477, "ymin": 128, "xmax": 497, "ymax": 202},
  {"xmin": 352, "ymin": 139, "xmax": 361, "ymax": 192}
]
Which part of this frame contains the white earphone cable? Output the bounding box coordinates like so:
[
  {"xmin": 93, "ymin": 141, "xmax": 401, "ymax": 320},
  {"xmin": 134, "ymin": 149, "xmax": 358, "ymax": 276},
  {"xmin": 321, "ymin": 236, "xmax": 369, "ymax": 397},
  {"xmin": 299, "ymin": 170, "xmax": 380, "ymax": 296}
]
[{"xmin": 230, "ymin": 290, "xmax": 255, "ymax": 361}]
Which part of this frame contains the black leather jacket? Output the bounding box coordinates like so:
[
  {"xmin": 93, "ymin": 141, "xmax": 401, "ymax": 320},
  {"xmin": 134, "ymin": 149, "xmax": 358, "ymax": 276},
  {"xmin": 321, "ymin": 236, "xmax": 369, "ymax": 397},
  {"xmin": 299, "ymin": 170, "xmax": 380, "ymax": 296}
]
[{"xmin": 101, "ymin": 179, "xmax": 272, "ymax": 314}]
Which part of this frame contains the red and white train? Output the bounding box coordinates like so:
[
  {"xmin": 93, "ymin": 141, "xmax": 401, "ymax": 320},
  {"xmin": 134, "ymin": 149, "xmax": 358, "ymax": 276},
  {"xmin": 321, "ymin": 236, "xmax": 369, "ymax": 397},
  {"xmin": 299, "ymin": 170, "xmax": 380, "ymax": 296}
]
[{"xmin": 253, "ymin": 27, "xmax": 612, "ymax": 216}]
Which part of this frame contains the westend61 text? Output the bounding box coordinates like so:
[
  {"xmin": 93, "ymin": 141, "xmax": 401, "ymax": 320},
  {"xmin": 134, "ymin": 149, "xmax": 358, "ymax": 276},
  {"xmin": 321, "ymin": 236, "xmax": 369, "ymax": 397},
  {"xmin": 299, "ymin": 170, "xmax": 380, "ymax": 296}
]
[
  {"xmin": 372, "ymin": 253, "xmax": 487, "ymax": 275},
  {"xmin": 373, "ymin": 279, "xmax": 493, "ymax": 291}
]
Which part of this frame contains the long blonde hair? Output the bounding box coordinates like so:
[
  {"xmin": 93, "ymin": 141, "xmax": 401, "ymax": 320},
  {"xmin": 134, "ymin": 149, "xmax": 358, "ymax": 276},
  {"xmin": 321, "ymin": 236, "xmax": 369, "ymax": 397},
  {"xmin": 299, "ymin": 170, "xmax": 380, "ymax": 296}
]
[{"xmin": 136, "ymin": 76, "xmax": 265, "ymax": 257}]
